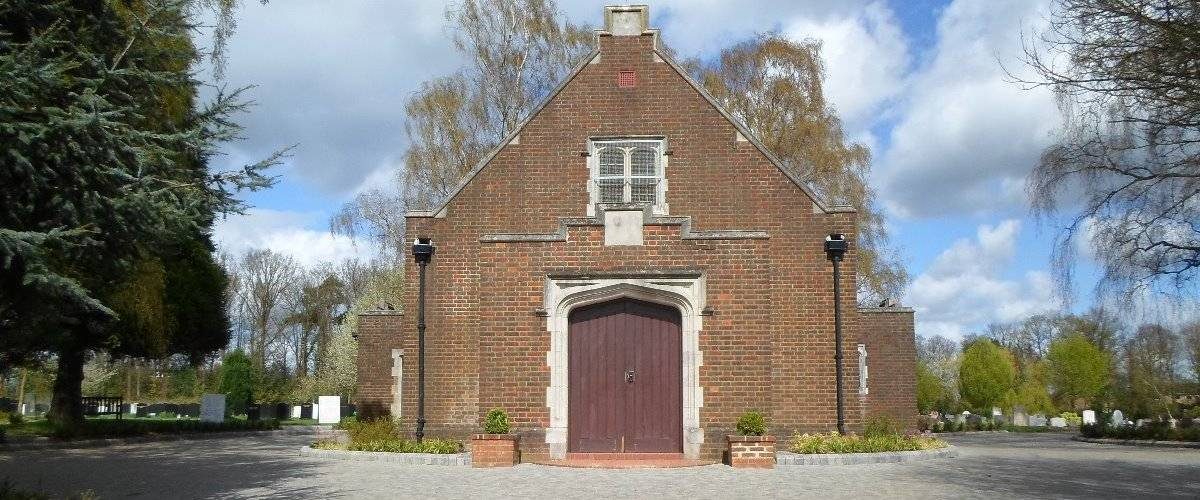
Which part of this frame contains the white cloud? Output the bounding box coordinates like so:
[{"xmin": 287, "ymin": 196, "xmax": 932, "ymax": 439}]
[
  {"xmin": 905, "ymin": 219, "xmax": 1060, "ymax": 338},
  {"xmin": 783, "ymin": 2, "xmax": 909, "ymax": 129},
  {"xmin": 213, "ymin": 209, "xmax": 372, "ymax": 267},
  {"xmin": 875, "ymin": 0, "xmax": 1059, "ymax": 218}
]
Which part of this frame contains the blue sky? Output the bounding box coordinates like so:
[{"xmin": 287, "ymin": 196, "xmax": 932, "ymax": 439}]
[{"xmin": 206, "ymin": 0, "xmax": 1121, "ymax": 339}]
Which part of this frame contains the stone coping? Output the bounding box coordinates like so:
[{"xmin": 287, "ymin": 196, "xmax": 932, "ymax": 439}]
[
  {"xmin": 0, "ymin": 425, "xmax": 335, "ymax": 452},
  {"xmin": 299, "ymin": 446, "xmax": 471, "ymax": 465},
  {"xmin": 471, "ymin": 433, "xmax": 519, "ymax": 441},
  {"xmin": 776, "ymin": 446, "xmax": 957, "ymax": 466},
  {"xmin": 727, "ymin": 435, "xmax": 777, "ymax": 443},
  {"xmin": 1072, "ymin": 436, "xmax": 1200, "ymax": 449}
]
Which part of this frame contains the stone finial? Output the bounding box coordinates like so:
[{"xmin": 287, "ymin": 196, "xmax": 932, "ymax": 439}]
[{"xmin": 604, "ymin": 5, "xmax": 649, "ymax": 36}]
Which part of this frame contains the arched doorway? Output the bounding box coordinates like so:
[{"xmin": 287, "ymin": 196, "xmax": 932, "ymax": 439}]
[{"xmin": 568, "ymin": 298, "xmax": 682, "ymax": 453}]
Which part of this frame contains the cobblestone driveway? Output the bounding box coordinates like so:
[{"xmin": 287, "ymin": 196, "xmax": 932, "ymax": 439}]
[{"xmin": 1, "ymin": 432, "xmax": 1197, "ymax": 499}]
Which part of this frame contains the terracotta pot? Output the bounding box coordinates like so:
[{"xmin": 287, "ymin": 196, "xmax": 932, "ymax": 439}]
[{"xmin": 471, "ymin": 434, "xmax": 520, "ymax": 467}]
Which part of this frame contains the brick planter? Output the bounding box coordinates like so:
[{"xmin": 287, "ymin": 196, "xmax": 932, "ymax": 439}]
[
  {"xmin": 471, "ymin": 434, "xmax": 519, "ymax": 467},
  {"xmin": 727, "ymin": 435, "xmax": 776, "ymax": 468}
]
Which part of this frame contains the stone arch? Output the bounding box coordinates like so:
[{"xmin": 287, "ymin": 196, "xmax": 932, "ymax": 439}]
[{"xmin": 543, "ymin": 274, "xmax": 705, "ymax": 459}]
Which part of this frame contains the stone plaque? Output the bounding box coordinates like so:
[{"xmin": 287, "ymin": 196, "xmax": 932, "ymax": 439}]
[{"xmin": 200, "ymin": 394, "xmax": 226, "ymax": 423}]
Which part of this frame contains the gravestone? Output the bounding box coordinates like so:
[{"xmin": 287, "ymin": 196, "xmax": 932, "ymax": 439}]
[
  {"xmin": 292, "ymin": 405, "xmax": 302, "ymax": 419},
  {"xmin": 318, "ymin": 396, "xmax": 341, "ymax": 424},
  {"xmin": 300, "ymin": 404, "xmax": 312, "ymax": 419},
  {"xmin": 1012, "ymin": 406, "xmax": 1029, "ymax": 426},
  {"xmin": 992, "ymin": 407, "xmax": 1002, "ymax": 417},
  {"xmin": 200, "ymin": 394, "xmax": 226, "ymax": 423},
  {"xmin": 1050, "ymin": 417, "xmax": 1067, "ymax": 428},
  {"xmin": 311, "ymin": 400, "xmax": 321, "ymax": 420},
  {"xmin": 1169, "ymin": 418, "xmax": 1177, "ymax": 429},
  {"xmin": 1082, "ymin": 410, "xmax": 1096, "ymax": 425},
  {"xmin": 1029, "ymin": 414, "xmax": 1047, "ymax": 427},
  {"xmin": 1136, "ymin": 418, "xmax": 1151, "ymax": 427},
  {"xmin": 1111, "ymin": 410, "xmax": 1124, "ymax": 426}
]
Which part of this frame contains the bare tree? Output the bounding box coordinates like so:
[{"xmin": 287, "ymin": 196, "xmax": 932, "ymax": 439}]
[
  {"xmin": 333, "ymin": 0, "xmax": 591, "ymax": 247},
  {"xmin": 693, "ymin": 35, "xmax": 908, "ymax": 303},
  {"xmin": 1183, "ymin": 320, "xmax": 1200, "ymax": 383},
  {"xmin": 229, "ymin": 249, "xmax": 299, "ymax": 372},
  {"xmin": 1021, "ymin": 0, "xmax": 1200, "ymax": 302}
]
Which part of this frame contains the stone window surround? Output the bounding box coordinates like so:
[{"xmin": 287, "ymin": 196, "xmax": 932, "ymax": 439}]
[
  {"xmin": 543, "ymin": 272, "xmax": 706, "ymax": 460},
  {"xmin": 586, "ymin": 136, "xmax": 669, "ymax": 217}
]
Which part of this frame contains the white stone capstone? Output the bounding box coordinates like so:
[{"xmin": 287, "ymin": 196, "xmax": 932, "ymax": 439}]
[
  {"xmin": 604, "ymin": 5, "xmax": 648, "ymax": 35},
  {"xmin": 200, "ymin": 394, "xmax": 226, "ymax": 423},
  {"xmin": 1082, "ymin": 410, "xmax": 1096, "ymax": 425},
  {"xmin": 318, "ymin": 396, "xmax": 341, "ymax": 424}
]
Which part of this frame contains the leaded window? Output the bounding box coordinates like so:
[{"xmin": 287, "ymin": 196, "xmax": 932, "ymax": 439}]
[{"xmin": 589, "ymin": 138, "xmax": 667, "ymax": 214}]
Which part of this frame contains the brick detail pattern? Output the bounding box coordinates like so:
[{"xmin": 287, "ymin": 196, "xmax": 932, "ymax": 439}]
[
  {"xmin": 857, "ymin": 308, "xmax": 918, "ymax": 431},
  {"xmin": 471, "ymin": 435, "xmax": 520, "ymax": 467},
  {"xmin": 354, "ymin": 28, "xmax": 915, "ymax": 461},
  {"xmin": 727, "ymin": 435, "xmax": 777, "ymax": 469}
]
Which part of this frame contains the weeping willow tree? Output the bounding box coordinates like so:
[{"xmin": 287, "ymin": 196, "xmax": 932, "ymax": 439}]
[
  {"xmin": 692, "ymin": 35, "xmax": 908, "ymax": 303},
  {"xmin": 0, "ymin": 0, "xmax": 280, "ymax": 427}
]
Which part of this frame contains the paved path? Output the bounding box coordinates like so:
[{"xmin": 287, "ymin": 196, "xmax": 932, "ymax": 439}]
[{"xmin": 1, "ymin": 432, "xmax": 1197, "ymax": 499}]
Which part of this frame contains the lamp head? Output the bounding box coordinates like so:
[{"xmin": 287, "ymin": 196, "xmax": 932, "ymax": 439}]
[
  {"xmin": 824, "ymin": 233, "xmax": 847, "ymax": 261},
  {"xmin": 412, "ymin": 237, "xmax": 435, "ymax": 263}
]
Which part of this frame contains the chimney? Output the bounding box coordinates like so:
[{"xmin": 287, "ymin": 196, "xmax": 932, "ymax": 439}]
[{"xmin": 603, "ymin": 5, "xmax": 650, "ymax": 36}]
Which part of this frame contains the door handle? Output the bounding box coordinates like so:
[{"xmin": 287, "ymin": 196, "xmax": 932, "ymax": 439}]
[{"xmin": 625, "ymin": 369, "xmax": 635, "ymax": 383}]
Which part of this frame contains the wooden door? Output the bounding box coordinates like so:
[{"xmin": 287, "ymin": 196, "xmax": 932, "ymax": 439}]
[{"xmin": 568, "ymin": 298, "xmax": 681, "ymax": 453}]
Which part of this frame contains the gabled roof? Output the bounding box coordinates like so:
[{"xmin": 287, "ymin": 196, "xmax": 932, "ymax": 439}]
[{"xmin": 407, "ymin": 33, "xmax": 853, "ymax": 219}]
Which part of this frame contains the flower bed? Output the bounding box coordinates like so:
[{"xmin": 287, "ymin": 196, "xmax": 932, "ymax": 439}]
[
  {"xmin": 789, "ymin": 432, "xmax": 947, "ymax": 454},
  {"xmin": 310, "ymin": 418, "xmax": 463, "ymax": 454}
]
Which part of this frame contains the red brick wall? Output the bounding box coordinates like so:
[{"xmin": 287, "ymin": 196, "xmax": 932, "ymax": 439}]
[
  {"xmin": 857, "ymin": 308, "xmax": 918, "ymax": 431},
  {"xmin": 356, "ymin": 31, "xmax": 889, "ymax": 459},
  {"xmin": 355, "ymin": 311, "xmax": 404, "ymax": 420}
]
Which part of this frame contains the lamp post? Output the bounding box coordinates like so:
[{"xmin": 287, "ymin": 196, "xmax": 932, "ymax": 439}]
[
  {"xmin": 824, "ymin": 234, "xmax": 848, "ymax": 435},
  {"xmin": 412, "ymin": 237, "xmax": 435, "ymax": 442}
]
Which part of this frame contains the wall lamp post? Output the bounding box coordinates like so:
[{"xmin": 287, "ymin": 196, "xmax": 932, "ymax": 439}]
[
  {"xmin": 412, "ymin": 237, "xmax": 435, "ymax": 442},
  {"xmin": 824, "ymin": 233, "xmax": 848, "ymax": 435}
]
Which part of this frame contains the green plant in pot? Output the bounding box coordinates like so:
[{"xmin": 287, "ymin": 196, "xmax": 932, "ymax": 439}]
[
  {"xmin": 737, "ymin": 410, "xmax": 767, "ymax": 436},
  {"xmin": 484, "ymin": 408, "xmax": 510, "ymax": 435}
]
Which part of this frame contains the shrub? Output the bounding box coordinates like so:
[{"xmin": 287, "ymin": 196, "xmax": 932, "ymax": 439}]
[
  {"xmin": 916, "ymin": 415, "xmax": 934, "ymax": 433},
  {"xmin": 343, "ymin": 418, "xmax": 401, "ymax": 444},
  {"xmin": 736, "ymin": 410, "xmax": 767, "ymax": 436},
  {"xmin": 0, "ymin": 410, "xmax": 9, "ymax": 425},
  {"xmin": 863, "ymin": 415, "xmax": 901, "ymax": 438},
  {"xmin": 347, "ymin": 437, "xmax": 461, "ymax": 454},
  {"xmin": 219, "ymin": 351, "xmax": 255, "ymax": 415},
  {"xmin": 1060, "ymin": 412, "xmax": 1082, "ymax": 427},
  {"xmin": 8, "ymin": 413, "xmax": 24, "ymax": 426},
  {"xmin": 484, "ymin": 408, "xmax": 510, "ymax": 434},
  {"xmin": 789, "ymin": 432, "xmax": 947, "ymax": 454},
  {"xmin": 1080, "ymin": 422, "xmax": 1200, "ymax": 442}
]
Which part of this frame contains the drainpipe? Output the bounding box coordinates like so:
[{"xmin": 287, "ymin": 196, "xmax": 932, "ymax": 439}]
[
  {"xmin": 412, "ymin": 237, "xmax": 435, "ymax": 442},
  {"xmin": 825, "ymin": 234, "xmax": 848, "ymax": 435}
]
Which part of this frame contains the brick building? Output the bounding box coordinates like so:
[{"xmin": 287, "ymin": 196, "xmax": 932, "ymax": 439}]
[{"xmin": 356, "ymin": 5, "xmax": 917, "ymax": 461}]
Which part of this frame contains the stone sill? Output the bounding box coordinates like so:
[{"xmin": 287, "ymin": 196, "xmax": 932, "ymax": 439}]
[
  {"xmin": 471, "ymin": 434, "xmax": 519, "ymax": 441},
  {"xmin": 727, "ymin": 435, "xmax": 776, "ymax": 444}
]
